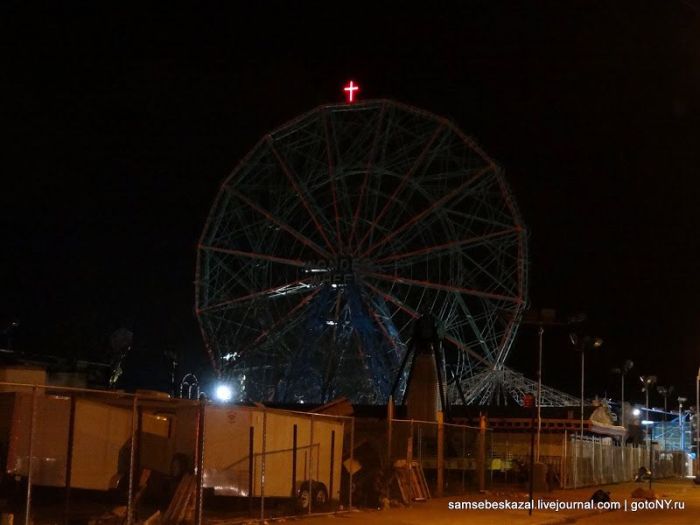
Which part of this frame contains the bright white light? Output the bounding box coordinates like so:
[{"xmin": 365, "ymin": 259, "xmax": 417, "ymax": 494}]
[
  {"xmin": 325, "ymin": 320, "xmax": 337, "ymax": 326},
  {"xmin": 641, "ymin": 420, "xmax": 654, "ymax": 426},
  {"xmin": 632, "ymin": 408, "xmax": 641, "ymax": 416},
  {"xmin": 214, "ymin": 384, "xmax": 234, "ymax": 402}
]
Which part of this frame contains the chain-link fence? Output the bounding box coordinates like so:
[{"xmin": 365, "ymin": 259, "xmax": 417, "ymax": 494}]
[
  {"xmin": 561, "ymin": 435, "xmax": 644, "ymax": 488},
  {"xmin": 2, "ymin": 381, "xmax": 691, "ymax": 525},
  {"xmin": 0, "ymin": 382, "xmax": 354, "ymax": 525},
  {"xmin": 479, "ymin": 429, "xmax": 692, "ymax": 490},
  {"xmin": 559, "ymin": 434, "xmax": 686, "ymax": 488},
  {"xmin": 201, "ymin": 406, "xmax": 352, "ymax": 522},
  {"xmin": 388, "ymin": 417, "xmax": 490, "ymax": 497}
]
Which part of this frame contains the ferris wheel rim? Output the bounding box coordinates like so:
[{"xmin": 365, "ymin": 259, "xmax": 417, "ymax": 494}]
[{"xmin": 195, "ymin": 98, "xmax": 528, "ymax": 402}]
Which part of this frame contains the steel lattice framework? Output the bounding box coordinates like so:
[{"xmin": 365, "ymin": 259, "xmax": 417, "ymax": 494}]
[
  {"xmin": 196, "ymin": 99, "xmax": 528, "ymax": 404},
  {"xmin": 462, "ymin": 366, "xmax": 581, "ymax": 407}
]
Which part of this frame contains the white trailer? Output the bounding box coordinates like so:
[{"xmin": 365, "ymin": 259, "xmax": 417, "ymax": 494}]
[
  {"xmin": 0, "ymin": 390, "xmax": 175, "ymax": 491},
  {"xmin": 0, "ymin": 388, "xmax": 346, "ymax": 507},
  {"xmin": 199, "ymin": 405, "xmax": 344, "ymax": 505}
]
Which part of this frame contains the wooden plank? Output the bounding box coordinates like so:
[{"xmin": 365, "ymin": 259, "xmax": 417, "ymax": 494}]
[{"xmin": 164, "ymin": 474, "xmax": 195, "ymax": 525}]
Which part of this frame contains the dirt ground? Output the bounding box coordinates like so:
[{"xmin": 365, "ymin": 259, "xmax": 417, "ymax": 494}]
[{"xmin": 292, "ymin": 478, "xmax": 700, "ymax": 525}]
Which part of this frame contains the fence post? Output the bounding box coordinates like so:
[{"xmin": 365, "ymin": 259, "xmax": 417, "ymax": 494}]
[
  {"xmin": 562, "ymin": 430, "xmax": 567, "ymax": 488},
  {"xmin": 599, "ymin": 438, "xmax": 604, "ymax": 483},
  {"xmin": 194, "ymin": 394, "xmax": 206, "ymax": 525},
  {"xmin": 126, "ymin": 395, "xmax": 138, "ymax": 525},
  {"xmin": 621, "ymin": 434, "xmax": 626, "ymax": 482},
  {"xmin": 436, "ymin": 411, "xmax": 444, "ymax": 497},
  {"xmin": 24, "ymin": 386, "xmax": 38, "ymax": 525},
  {"xmin": 260, "ymin": 408, "xmax": 267, "ymax": 521},
  {"xmin": 461, "ymin": 424, "xmax": 466, "ymax": 492},
  {"xmin": 349, "ymin": 417, "xmax": 355, "ymax": 509},
  {"xmin": 387, "ymin": 396, "xmax": 394, "ymax": 465},
  {"xmin": 248, "ymin": 426, "xmax": 254, "ymax": 516},
  {"xmin": 308, "ymin": 414, "xmax": 314, "ymax": 515},
  {"xmin": 591, "ymin": 437, "xmax": 596, "ymax": 485},
  {"xmin": 573, "ymin": 434, "xmax": 578, "ymax": 488},
  {"xmin": 63, "ymin": 394, "xmax": 77, "ymax": 525},
  {"xmin": 418, "ymin": 425, "xmax": 423, "ymax": 466},
  {"xmin": 478, "ymin": 415, "xmax": 486, "ymax": 492},
  {"xmin": 329, "ymin": 430, "xmax": 335, "ymax": 505},
  {"xmin": 291, "ymin": 424, "xmax": 297, "ymax": 498}
]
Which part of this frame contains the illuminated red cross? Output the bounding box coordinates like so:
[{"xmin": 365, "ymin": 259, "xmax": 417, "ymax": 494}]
[{"xmin": 343, "ymin": 80, "xmax": 359, "ymax": 103}]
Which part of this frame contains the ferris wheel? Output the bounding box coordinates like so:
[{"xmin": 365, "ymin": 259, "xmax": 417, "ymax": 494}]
[{"xmin": 195, "ymin": 98, "xmax": 528, "ymax": 404}]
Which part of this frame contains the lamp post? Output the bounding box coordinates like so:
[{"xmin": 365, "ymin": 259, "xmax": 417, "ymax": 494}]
[
  {"xmin": 641, "ymin": 420, "xmax": 654, "ymax": 490},
  {"xmin": 570, "ymin": 334, "xmax": 603, "ymax": 438},
  {"xmin": 612, "ymin": 360, "xmax": 634, "ymax": 433},
  {"xmin": 520, "ymin": 307, "xmax": 560, "ymax": 462},
  {"xmin": 678, "ymin": 397, "xmax": 687, "ymax": 451},
  {"xmin": 611, "ymin": 360, "xmax": 633, "ymax": 476},
  {"xmin": 641, "ymin": 375, "xmax": 657, "ymax": 481},
  {"xmin": 656, "ymin": 385, "xmax": 674, "ymax": 451}
]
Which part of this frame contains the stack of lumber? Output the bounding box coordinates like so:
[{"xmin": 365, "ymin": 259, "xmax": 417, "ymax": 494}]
[{"xmin": 162, "ymin": 474, "xmax": 195, "ymax": 525}]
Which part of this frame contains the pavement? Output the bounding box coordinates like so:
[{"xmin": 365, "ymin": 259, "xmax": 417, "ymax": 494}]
[{"xmin": 287, "ymin": 479, "xmax": 700, "ymax": 525}]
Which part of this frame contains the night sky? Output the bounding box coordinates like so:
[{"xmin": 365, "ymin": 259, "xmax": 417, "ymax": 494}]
[{"xmin": 3, "ymin": 2, "xmax": 700, "ymax": 405}]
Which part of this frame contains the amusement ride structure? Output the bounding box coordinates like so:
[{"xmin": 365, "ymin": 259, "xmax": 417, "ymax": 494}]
[{"xmin": 195, "ymin": 85, "xmax": 576, "ymax": 406}]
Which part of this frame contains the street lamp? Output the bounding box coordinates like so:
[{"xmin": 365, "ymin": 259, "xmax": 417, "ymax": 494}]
[
  {"xmin": 640, "ymin": 375, "xmax": 657, "ymax": 482},
  {"xmin": 611, "ymin": 360, "xmax": 634, "ymax": 432},
  {"xmin": 678, "ymin": 397, "xmax": 687, "ymax": 451},
  {"xmin": 570, "ymin": 334, "xmax": 603, "ymax": 438},
  {"xmin": 641, "ymin": 420, "xmax": 655, "ymax": 490},
  {"xmin": 657, "ymin": 385, "xmax": 674, "ymax": 450},
  {"xmin": 214, "ymin": 383, "xmax": 234, "ymax": 403},
  {"xmin": 520, "ymin": 308, "xmax": 580, "ymax": 461}
]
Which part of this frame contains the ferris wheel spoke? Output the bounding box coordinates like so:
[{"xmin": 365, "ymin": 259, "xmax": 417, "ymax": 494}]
[
  {"xmin": 363, "ymin": 281, "xmax": 418, "ymax": 318},
  {"xmin": 363, "ymin": 271, "xmax": 523, "ymax": 305},
  {"xmin": 373, "ymin": 227, "xmax": 521, "ymax": 266},
  {"xmin": 349, "ymin": 103, "xmax": 387, "ymax": 247},
  {"xmin": 267, "ymin": 137, "xmax": 337, "ymax": 255},
  {"xmin": 443, "ymin": 335, "xmax": 491, "ymax": 367},
  {"xmin": 227, "ymin": 187, "xmax": 332, "ymax": 261},
  {"xmin": 453, "ymin": 293, "xmax": 497, "ymax": 363},
  {"xmin": 199, "ymin": 245, "xmax": 309, "ymax": 268},
  {"xmin": 197, "ymin": 278, "xmax": 315, "ymax": 314},
  {"xmin": 364, "ymin": 281, "xmax": 490, "ymax": 367},
  {"xmin": 251, "ymin": 287, "xmax": 323, "ymax": 346},
  {"xmin": 493, "ymin": 307, "xmax": 521, "ymax": 366},
  {"xmin": 360, "ymin": 165, "xmax": 493, "ymax": 259},
  {"xmin": 460, "ymin": 250, "xmax": 519, "ymax": 299},
  {"xmin": 362, "ymin": 295, "xmax": 404, "ymax": 357},
  {"xmin": 354, "ymin": 123, "xmax": 445, "ymax": 254},
  {"xmin": 323, "ymin": 111, "xmax": 345, "ymax": 253}
]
